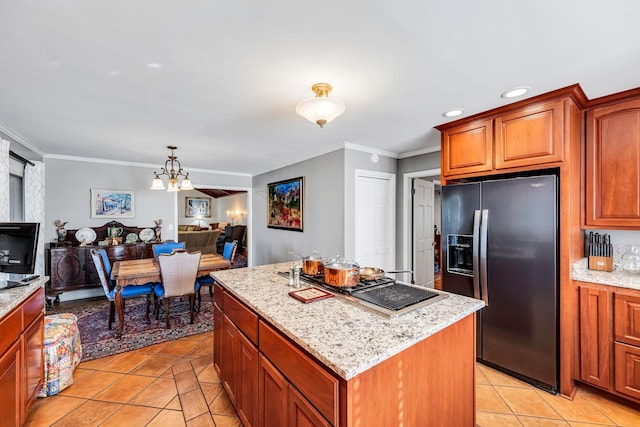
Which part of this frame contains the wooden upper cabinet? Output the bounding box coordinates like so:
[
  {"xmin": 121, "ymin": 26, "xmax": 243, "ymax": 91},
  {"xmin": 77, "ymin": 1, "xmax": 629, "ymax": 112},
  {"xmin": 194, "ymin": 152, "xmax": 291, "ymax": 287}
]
[
  {"xmin": 441, "ymin": 119, "xmax": 493, "ymax": 177},
  {"xmin": 494, "ymin": 100, "xmax": 564, "ymax": 169},
  {"xmin": 438, "ymin": 86, "xmax": 585, "ymax": 180},
  {"xmin": 586, "ymin": 97, "xmax": 640, "ymax": 228}
]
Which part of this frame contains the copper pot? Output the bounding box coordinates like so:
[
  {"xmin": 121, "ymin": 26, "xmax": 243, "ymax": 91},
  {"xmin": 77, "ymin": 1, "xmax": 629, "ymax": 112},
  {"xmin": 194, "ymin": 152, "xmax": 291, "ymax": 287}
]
[
  {"xmin": 323, "ymin": 261, "xmax": 360, "ymax": 287},
  {"xmin": 302, "ymin": 258, "xmax": 324, "ymax": 276},
  {"xmin": 360, "ymin": 267, "xmax": 413, "ymax": 281}
]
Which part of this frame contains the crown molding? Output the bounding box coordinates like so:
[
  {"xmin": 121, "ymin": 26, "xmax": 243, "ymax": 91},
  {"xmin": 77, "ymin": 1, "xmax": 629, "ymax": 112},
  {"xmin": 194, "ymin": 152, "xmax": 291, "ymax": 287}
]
[
  {"xmin": 398, "ymin": 145, "xmax": 440, "ymax": 159},
  {"xmin": 252, "ymin": 142, "xmax": 347, "ymax": 176},
  {"xmin": 43, "ymin": 153, "xmax": 252, "ymax": 177},
  {"xmin": 343, "ymin": 142, "xmax": 399, "ymax": 158},
  {"xmin": 0, "ymin": 122, "xmax": 45, "ymax": 156}
]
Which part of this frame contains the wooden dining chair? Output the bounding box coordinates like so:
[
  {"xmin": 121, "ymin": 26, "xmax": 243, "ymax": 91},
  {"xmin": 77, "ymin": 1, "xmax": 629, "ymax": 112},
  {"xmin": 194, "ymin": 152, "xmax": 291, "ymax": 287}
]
[
  {"xmin": 154, "ymin": 250, "xmax": 202, "ymax": 328},
  {"xmin": 90, "ymin": 248, "xmax": 155, "ymax": 330},
  {"xmin": 152, "ymin": 240, "xmax": 186, "ymax": 258}
]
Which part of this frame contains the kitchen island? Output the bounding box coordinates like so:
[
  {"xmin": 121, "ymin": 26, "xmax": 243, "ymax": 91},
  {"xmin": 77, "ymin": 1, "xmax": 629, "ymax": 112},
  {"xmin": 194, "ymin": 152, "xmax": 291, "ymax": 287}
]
[{"xmin": 211, "ymin": 263, "xmax": 484, "ymax": 426}]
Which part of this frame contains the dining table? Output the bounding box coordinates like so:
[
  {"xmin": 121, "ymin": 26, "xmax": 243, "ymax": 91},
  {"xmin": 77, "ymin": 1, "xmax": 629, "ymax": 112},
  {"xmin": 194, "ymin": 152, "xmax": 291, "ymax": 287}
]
[{"xmin": 110, "ymin": 253, "xmax": 231, "ymax": 337}]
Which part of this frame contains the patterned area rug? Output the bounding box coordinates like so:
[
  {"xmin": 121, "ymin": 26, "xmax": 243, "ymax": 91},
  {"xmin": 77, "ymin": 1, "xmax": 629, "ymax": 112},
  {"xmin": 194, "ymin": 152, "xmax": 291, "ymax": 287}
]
[{"xmin": 49, "ymin": 297, "xmax": 214, "ymax": 361}]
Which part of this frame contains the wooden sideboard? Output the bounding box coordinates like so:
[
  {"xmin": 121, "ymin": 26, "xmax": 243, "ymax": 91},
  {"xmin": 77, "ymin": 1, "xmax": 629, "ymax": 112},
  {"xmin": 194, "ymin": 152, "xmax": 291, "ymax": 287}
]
[{"xmin": 45, "ymin": 221, "xmax": 159, "ymax": 297}]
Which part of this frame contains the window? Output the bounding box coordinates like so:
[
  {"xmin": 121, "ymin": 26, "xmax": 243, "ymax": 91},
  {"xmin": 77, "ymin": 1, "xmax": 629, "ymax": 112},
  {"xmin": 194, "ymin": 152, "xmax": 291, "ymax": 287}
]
[{"xmin": 9, "ymin": 157, "xmax": 25, "ymax": 221}]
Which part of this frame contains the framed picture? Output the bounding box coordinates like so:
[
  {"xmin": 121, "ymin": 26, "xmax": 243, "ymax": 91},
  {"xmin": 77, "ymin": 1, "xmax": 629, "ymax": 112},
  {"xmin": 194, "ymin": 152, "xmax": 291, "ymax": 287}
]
[
  {"xmin": 185, "ymin": 197, "xmax": 211, "ymax": 218},
  {"xmin": 268, "ymin": 177, "xmax": 303, "ymax": 231},
  {"xmin": 90, "ymin": 189, "xmax": 135, "ymax": 218}
]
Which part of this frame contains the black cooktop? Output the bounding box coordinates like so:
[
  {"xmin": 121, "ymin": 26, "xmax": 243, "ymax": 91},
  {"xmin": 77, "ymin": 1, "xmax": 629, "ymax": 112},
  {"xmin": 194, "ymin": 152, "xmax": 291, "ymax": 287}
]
[{"xmin": 297, "ymin": 273, "xmax": 439, "ymax": 312}]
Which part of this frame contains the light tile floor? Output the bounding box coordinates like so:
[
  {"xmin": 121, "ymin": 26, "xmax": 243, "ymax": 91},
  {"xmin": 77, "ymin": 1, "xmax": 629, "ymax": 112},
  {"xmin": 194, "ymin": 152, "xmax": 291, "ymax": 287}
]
[{"xmin": 25, "ymin": 330, "xmax": 640, "ymax": 426}]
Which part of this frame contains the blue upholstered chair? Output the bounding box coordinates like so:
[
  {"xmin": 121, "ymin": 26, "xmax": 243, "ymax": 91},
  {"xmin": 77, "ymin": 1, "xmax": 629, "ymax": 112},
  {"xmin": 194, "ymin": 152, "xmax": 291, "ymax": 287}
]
[
  {"xmin": 90, "ymin": 248, "xmax": 155, "ymax": 330},
  {"xmin": 152, "ymin": 240, "xmax": 186, "ymax": 258},
  {"xmin": 196, "ymin": 240, "xmax": 237, "ymax": 311},
  {"xmin": 154, "ymin": 251, "xmax": 201, "ymax": 328}
]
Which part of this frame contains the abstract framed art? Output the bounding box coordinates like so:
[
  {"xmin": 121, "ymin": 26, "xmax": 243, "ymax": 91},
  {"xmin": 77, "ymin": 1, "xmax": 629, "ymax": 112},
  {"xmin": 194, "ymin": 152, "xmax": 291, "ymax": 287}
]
[{"xmin": 267, "ymin": 176, "xmax": 303, "ymax": 231}]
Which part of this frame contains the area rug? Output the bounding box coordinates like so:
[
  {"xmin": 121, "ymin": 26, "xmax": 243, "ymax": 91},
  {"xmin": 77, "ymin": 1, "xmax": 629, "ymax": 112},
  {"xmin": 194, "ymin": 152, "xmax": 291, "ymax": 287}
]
[{"xmin": 48, "ymin": 297, "xmax": 214, "ymax": 361}]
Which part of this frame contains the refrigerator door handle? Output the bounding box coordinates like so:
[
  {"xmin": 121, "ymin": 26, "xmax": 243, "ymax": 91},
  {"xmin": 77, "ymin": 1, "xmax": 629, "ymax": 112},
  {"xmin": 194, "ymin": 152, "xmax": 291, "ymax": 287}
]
[
  {"xmin": 480, "ymin": 209, "xmax": 489, "ymax": 306},
  {"xmin": 472, "ymin": 210, "xmax": 481, "ymax": 300}
]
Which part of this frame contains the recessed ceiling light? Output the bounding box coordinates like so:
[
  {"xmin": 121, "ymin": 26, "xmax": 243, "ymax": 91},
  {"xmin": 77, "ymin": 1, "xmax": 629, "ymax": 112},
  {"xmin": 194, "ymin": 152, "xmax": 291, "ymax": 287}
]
[
  {"xmin": 442, "ymin": 108, "xmax": 465, "ymax": 118},
  {"xmin": 107, "ymin": 70, "xmax": 121, "ymax": 77},
  {"xmin": 501, "ymin": 86, "xmax": 530, "ymax": 99},
  {"xmin": 146, "ymin": 63, "xmax": 163, "ymax": 69}
]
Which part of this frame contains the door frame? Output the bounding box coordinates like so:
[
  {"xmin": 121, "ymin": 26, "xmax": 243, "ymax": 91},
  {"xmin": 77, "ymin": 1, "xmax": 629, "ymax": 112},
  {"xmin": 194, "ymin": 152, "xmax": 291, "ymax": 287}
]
[
  {"xmin": 402, "ymin": 168, "xmax": 440, "ymax": 281},
  {"xmin": 353, "ymin": 169, "xmax": 396, "ymax": 270},
  {"xmin": 173, "ymin": 184, "xmax": 252, "ymax": 267}
]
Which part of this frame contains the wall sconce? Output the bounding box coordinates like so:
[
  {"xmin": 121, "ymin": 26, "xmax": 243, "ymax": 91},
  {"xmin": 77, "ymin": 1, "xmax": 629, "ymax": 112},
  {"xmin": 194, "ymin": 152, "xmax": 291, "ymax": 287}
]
[{"xmin": 226, "ymin": 209, "xmax": 245, "ymax": 226}]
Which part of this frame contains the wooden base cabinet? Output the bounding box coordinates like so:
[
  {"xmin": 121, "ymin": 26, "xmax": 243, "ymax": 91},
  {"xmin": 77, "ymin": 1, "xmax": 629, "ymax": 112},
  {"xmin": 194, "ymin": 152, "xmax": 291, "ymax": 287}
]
[
  {"xmin": 0, "ymin": 341, "xmax": 21, "ymax": 427},
  {"xmin": 215, "ymin": 284, "xmax": 476, "ymax": 426},
  {"xmin": 0, "ymin": 287, "xmax": 44, "ymax": 427},
  {"xmin": 579, "ymin": 285, "xmax": 611, "ymax": 388},
  {"xmin": 579, "ymin": 282, "xmax": 640, "ymax": 404}
]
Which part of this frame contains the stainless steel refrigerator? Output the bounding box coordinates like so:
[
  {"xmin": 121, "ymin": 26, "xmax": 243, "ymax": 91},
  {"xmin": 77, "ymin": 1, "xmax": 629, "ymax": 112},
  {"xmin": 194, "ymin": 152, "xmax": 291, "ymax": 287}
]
[{"xmin": 441, "ymin": 174, "xmax": 558, "ymax": 393}]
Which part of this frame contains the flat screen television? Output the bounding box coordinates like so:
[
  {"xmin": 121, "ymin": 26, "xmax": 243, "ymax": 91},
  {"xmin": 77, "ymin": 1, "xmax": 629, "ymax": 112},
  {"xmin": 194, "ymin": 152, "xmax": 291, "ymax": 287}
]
[{"xmin": 0, "ymin": 222, "xmax": 40, "ymax": 275}]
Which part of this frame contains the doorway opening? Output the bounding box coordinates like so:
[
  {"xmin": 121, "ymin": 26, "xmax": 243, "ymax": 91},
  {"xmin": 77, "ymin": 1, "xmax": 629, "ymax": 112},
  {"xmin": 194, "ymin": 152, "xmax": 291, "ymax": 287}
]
[
  {"xmin": 402, "ymin": 169, "xmax": 441, "ymax": 288},
  {"xmin": 175, "ymin": 186, "xmax": 251, "ymax": 267}
]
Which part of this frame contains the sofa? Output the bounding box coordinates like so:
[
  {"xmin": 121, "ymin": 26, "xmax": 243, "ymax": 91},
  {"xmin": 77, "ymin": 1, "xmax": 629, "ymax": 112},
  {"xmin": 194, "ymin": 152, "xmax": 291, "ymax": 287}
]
[{"xmin": 177, "ymin": 229, "xmax": 222, "ymax": 254}]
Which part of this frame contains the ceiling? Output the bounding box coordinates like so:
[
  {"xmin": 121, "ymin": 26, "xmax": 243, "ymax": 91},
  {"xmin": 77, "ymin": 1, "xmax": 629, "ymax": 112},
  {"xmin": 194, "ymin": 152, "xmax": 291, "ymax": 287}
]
[{"xmin": 1, "ymin": 1, "xmax": 639, "ymax": 176}]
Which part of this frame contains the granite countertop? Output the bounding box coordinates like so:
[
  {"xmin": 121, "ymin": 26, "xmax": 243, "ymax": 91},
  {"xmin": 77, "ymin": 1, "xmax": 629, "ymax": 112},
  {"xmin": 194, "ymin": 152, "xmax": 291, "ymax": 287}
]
[
  {"xmin": 0, "ymin": 277, "xmax": 48, "ymax": 318},
  {"xmin": 211, "ymin": 263, "xmax": 484, "ymax": 380},
  {"xmin": 572, "ymin": 258, "xmax": 640, "ymax": 291}
]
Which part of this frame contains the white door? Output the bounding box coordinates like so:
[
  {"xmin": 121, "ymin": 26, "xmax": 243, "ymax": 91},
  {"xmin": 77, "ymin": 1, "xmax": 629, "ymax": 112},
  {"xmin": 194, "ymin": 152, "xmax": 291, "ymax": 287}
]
[
  {"xmin": 355, "ymin": 171, "xmax": 395, "ymax": 271},
  {"xmin": 413, "ymin": 178, "xmax": 434, "ymax": 287}
]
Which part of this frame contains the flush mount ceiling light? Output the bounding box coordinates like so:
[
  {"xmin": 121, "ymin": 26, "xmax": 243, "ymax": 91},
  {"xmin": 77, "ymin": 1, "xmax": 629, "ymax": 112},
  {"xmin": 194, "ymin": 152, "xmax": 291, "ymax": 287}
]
[
  {"xmin": 150, "ymin": 146, "xmax": 194, "ymax": 192},
  {"xmin": 296, "ymin": 83, "xmax": 346, "ymax": 128},
  {"xmin": 443, "ymin": 108, "xmax": 465, "ymax": 118},
  {"xmin": 501, "ymin": 86, "xmax": 531, "ymax": 99}
]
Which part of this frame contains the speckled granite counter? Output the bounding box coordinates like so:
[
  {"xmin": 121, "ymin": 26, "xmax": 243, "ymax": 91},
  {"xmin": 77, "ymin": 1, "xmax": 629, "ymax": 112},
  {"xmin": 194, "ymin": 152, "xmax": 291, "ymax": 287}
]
[
  {"xmin": 572, "ymin": 258, "xmax": 640, "ymax": 291},
  {"xmin": 211, "ymin": 263, "xmax": 484, "ymax": 380},
  {"xmin": 0, "ymin": 277, "xmax": 48, "ymax": 318}
]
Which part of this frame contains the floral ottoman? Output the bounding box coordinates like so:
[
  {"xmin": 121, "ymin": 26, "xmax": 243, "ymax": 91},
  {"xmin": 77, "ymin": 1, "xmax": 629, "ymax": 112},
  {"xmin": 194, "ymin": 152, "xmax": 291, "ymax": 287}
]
[{"xmin": 38, "ymin": 313, "xmax": 83, "ymax": 397}]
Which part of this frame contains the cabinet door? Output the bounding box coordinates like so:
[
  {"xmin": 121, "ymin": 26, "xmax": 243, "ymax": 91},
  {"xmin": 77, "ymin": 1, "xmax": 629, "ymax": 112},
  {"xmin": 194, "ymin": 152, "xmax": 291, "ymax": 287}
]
[
  {"xmin": 48, "ymin": 248, "xmax": 86, "ymax": 291},
  {"xmin": 614, "ymin": 342, "xmax": 640, "ymax": 400},
  {"xmin": 0, "ymin": 340, "xmax": 21, "ymax": 427},
  {"xmin": 288, "ymin": 384, "xmax": 331, "ymax": 427},
  {"xmin": 22, "ymin": 314, "xmax": 43, "ymax": 423},
  {"xmin": 221, "ymin": 314, "xmax": 238, "ymax": 406},
  {"xmin": 259, "ymin": 355, "xmax": 287, "ymax": 427},
  {"xmin": 494, "ymin": 100, "xmax": 564, "ymax": 170},
  {"xmin": 586, "ymin": 98, "xmax": 640, "ymax": 227},
  {"xmin": 614, "ymin": 291, "xmax": 640, "ymax": 347},
  {"xmin": 213, "ymin": 303, "xmax": 223, "ymax": 377},
  {"xmin": 238, "ymin": 331, "xmax": 259, "ymax": 427},
  {"xmin": 441, "ymin": 119, "xmax": 493, "ymax": 177},
  {"xmin": 580, "ymin": 286, "xmax": 612, "ymax": 389}
]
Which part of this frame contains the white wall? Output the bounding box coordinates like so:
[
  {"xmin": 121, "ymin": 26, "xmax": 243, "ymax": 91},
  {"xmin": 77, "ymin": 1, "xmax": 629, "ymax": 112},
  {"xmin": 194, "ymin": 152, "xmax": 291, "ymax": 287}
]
[{"xmin": 214, "ymin": 193, "xmax": 248, "ymax": 226}]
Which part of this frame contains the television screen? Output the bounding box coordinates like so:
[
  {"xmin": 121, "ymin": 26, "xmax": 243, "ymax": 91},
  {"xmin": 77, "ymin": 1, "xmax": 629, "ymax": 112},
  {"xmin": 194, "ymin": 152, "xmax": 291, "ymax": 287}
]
[{"xmin": 0, "ymin": 222, "xmax": 40, "ymax": 274}]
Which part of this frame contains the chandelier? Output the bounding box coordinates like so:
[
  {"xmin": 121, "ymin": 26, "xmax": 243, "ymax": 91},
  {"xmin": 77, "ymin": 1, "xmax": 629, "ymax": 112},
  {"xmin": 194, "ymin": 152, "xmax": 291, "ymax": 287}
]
[
  {"xmin": 295, "ymin": 83, "xmax": 345, "ymax": 128},
  {"xmin": 150, "ymin": 146, "xmax": 194, "ymax": 192}
]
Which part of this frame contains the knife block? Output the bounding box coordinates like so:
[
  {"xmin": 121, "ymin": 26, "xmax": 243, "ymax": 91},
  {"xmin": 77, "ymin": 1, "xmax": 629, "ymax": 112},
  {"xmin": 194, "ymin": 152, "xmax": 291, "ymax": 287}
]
[{"xmin": 588, "ymin": 256, "xmax": 613, "ymax": 272}]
